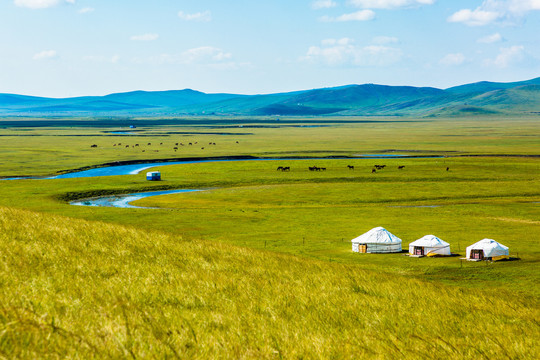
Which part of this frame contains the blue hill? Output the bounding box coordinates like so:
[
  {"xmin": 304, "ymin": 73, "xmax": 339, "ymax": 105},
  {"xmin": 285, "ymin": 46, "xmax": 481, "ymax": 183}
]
[{"xmin": 1, "ymin": 77, "xmax": 539, "ymax": 117}]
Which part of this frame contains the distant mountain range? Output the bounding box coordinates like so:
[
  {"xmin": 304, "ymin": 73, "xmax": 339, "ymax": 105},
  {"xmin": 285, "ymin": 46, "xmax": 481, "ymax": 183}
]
[{"xmin": 1, "ymin": 77, "xmax": 540, "ymax": 118}]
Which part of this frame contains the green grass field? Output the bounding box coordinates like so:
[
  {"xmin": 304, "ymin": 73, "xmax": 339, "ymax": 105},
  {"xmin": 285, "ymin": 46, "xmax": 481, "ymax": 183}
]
[
  {"xmin": 1, "ymin": 116, "xmax": 538, "ymax": 177},
  {"xmin": 0, "ymin": 117, "xmax": 538, "ymax": 358}
]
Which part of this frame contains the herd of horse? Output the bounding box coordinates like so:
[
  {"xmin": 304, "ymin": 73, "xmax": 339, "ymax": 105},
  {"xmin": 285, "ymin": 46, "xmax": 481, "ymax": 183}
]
[
  {"xmin": 93, "ymin": 141, "xmax": 222, "ymax": 152},
  {"xmin": 276, "ymin": 164, "xmax": 449, "ymax": 172},
  {"xmin": 276, "ymin": 164, "xmax": 406, "ymax": 172}
]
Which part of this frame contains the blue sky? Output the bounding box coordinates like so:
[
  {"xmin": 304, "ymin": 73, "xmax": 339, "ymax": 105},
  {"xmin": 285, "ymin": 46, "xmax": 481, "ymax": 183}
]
[{"xmin": 1, "ymin": 0, "xmax": 540, "ymax": 97}]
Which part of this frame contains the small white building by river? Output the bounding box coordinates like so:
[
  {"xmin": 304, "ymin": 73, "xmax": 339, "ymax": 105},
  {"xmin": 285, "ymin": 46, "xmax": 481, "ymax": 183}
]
[{"xmin": 146, "ymin": 171, "xmax": 161, "ymax": 181}]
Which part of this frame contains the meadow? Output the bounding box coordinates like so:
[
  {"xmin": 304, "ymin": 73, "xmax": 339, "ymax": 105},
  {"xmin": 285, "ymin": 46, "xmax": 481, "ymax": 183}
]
[
  {"xmin": 0, "ymin": 116, "xmax": 538, "ymax": 358},
  {"xmin": 1, "ymin": 116, "xmax": 538, "ymax": 177}
]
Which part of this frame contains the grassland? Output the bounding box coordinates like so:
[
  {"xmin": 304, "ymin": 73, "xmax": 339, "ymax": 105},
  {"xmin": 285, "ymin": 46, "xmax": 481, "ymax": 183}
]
[
  {"xmin": 0, "ymin": 116, "xmax": 539, "ymax": 358},
  {"xmin": 1, "ymin": 116, "xmax": 539, "ymax": 177},
  {"xmin": 1, "ymin": 206, "xmax": 539, "ymax": 358}
]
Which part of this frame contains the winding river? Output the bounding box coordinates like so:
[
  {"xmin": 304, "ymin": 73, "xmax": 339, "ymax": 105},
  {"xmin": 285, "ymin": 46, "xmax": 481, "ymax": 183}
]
[
  {"xmin": 3, "ymin": 155, "xmax": 441, "ymax": 208},
  {"xmin": 70, "ymin": 189, "xmax": 200, "ymax": 209},
  {"xmin": 3, "ymin": 154, "xmax": 434, "ymax": 181}
]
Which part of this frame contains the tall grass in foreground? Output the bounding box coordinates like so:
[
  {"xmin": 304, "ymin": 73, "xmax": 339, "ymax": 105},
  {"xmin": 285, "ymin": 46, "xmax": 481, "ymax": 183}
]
[{"xmin": 0, "ymin": 206, "xmax": 538, "ymax": 359}]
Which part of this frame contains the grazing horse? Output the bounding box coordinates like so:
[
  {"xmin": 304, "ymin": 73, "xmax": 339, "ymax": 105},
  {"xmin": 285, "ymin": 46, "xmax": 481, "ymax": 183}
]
[
  {"xmin": 321, "ymin": 167, "xmax": 326, "ymax": 171},
  {"xmin": 175, "ymin": 143, "xmax": 179, "ymax": 146},
  {"xmin": 372, "ymin": 168, "xmax": 377, "ymax": 173},
  {"xmin": 135, "ymin": 144, "xmax": 139, "ymax": 147},
  {"xmin": 446, "ymin": 167, "xmax": 449, "ymax": 171},
  {"xmin": 347, "ymin": 165, "xmax": 354, "ymax": 170},
  {"xmin": 189, "ymin": 143, "xmax": 193, "ymax": 145},
  {"xmin": 173, "ymin": 147, "xmax": 178, "ymax": 150},
  {"xmin": 282, "ymin": 166, "xmax": 290, "ymax": 171},
  {"xmin": 277, "ymin": 166, "xmax": 284, "ymax": 171},
  {"xmin": 125, "ymin": 145, "xmax": 129, "ymax": 148},
  {"xmin": 90, "ymin": 144, "xmax": 97, "ymax": 148},
  {"xmin": 148, "ymin": 143, "xmax": 151, "ymax": 145},
  {"xmin": 398, "ymin": 165, "xmax": 405, "ymax": 170}
]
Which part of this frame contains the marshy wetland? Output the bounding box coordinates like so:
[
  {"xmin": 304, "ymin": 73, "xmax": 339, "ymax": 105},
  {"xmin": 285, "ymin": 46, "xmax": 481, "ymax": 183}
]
[{"xmin": 0, "ymin": 116, "xmax": 538, "ymax": 358}]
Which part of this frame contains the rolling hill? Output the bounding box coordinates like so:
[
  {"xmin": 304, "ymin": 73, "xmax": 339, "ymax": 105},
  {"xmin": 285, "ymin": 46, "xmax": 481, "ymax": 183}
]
[
  {"xmin": 1, "ymin": 77, "xmax": 539, "ymax": 118},
  {"xmin": 1, "ymin": 206, "xmax": 537, "ymax": 358}
]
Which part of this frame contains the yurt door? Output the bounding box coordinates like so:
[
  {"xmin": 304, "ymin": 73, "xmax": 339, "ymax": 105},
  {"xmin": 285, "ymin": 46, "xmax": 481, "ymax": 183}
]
[
  {"xmin": 471, "ymin": 249, "xmax": 484, "ymax": 260},
  {"xmin": 414, "ymin": 247, "xmax": 424, "ymax": 256},
  {"xmin": 359, "ymin": 244, "xmax": 367, "ymax": 253}
]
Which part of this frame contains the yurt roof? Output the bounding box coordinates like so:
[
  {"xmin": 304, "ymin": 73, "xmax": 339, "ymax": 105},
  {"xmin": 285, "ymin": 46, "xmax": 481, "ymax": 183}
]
[
  {"xmin": 351, "ymin": 227, "xmax": 402, "ymax": 244},
  {"xmin": 467, "ymin": 238, "xmax": 508, "ymax": 252},
  {"xmin": 409, "ymin": 235, "xmax": 449, "ymax": 248}
]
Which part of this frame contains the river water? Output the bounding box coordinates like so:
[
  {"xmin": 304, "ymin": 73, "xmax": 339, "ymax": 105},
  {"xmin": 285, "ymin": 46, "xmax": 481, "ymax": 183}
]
[
  {"xmin": 3, "ymin": 155, "xmax": 439, "ymax": 208},
  {"xmin": 3, "ymin": 155, "xmax": 433, "ymax": 180},
  {"xmin": 70, "ymin": 189, "xmax": 200, "ymax": 208}
]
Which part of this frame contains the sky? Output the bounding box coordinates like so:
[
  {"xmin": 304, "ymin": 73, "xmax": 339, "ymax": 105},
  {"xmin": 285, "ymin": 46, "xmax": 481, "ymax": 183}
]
[{"xmin": 1, "ymin": 0, "xmax": 540, "ymax": 97}]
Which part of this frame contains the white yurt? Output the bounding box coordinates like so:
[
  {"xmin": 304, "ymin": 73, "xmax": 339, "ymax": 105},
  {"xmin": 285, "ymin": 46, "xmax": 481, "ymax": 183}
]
[
  {"xmin": 466, "ymin": 239, "xmax": 509, "ymax": 261},
  {"xmin": 408, "ymin": 235, "xmax": 451, "ymax": 257},
  {"xmin": 146, "ymin": 171, "xmax": 161, "ymax": 181},
  {"xmin": 351, "ymin": 227, "xmax": 402, "ymax": 253}
]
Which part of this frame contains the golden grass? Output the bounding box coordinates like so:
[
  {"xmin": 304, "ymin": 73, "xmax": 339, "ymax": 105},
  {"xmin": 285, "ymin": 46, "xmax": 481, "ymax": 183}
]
[{"xmin": 1, "ymin": 206, "xmax": 538, "ymax": 358}]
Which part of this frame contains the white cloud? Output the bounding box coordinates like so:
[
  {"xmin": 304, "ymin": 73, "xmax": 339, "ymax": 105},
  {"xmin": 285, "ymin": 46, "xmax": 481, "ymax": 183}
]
[
  {"xmin": 183, "ymin": 47, "xmax": 232, "ymax": 62},
  {"xmin": 312, "ymin": 0, "xmax": 337, "ymax": 9},
  {"xmin": 372, "ymin": 36, "xmax": 399, "ymax": 44},
  {"xmin": 484, "ymin": 45, "xmax": 525, "ymax": 68},
  {"xmin": 322, "ymin": 38, "xmax": 354, "ymax": 46},
  {"xmin": 439, "ymin": 53, "xmax": 466, "ymax": 66},
  {"xmin": 83, "ymin": 55, "xmax": 120, "ymax": 64},
  {"xmin": 135, "ymin": 46, "xmax": 234, "ymax": 66},
  {"xmin": 478, "ymin": 33, "xmax": 503, "ymax": 43},
  {"xmin": 15, "ymin": 0, "xmax": 59, "ymax": 9},
  {"xmin": 320, "ymin": 9, "xmax": 376, "ymax": 22},
  {"xmin": 33, "ymin": 50, "xmax": 57, "ymax": 60},
  {"xmin": 348, "ymin": 0, "xmax": 434, "ymax": 9},
  {"xmin": 14, "ymin": 0, "xmax": 75, "ymax": 9},
  {"xmin": 130, "ymin": 33, "xmax": 159, "ymax": 41},
  {"xmin": 507, "ymin": 0, "xmax": 540, "ymax": 14},
  {"xmin": 178, "ymin": 10, "xmax": 212, "ymax": 22},
  {"xmin": 447, "ymin": 8, "xmax": 500, "ymax": 26},
  {"xmin": 78, "ymin": 7, "xmax": 94, "ymax": 14},
  {"xmin": 448, "ymin": 0, "xmax": 540, "ymax": 26},
  {"xmin": 303, "ymin": 38, "xmax": 402, "ymax": 67}
]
